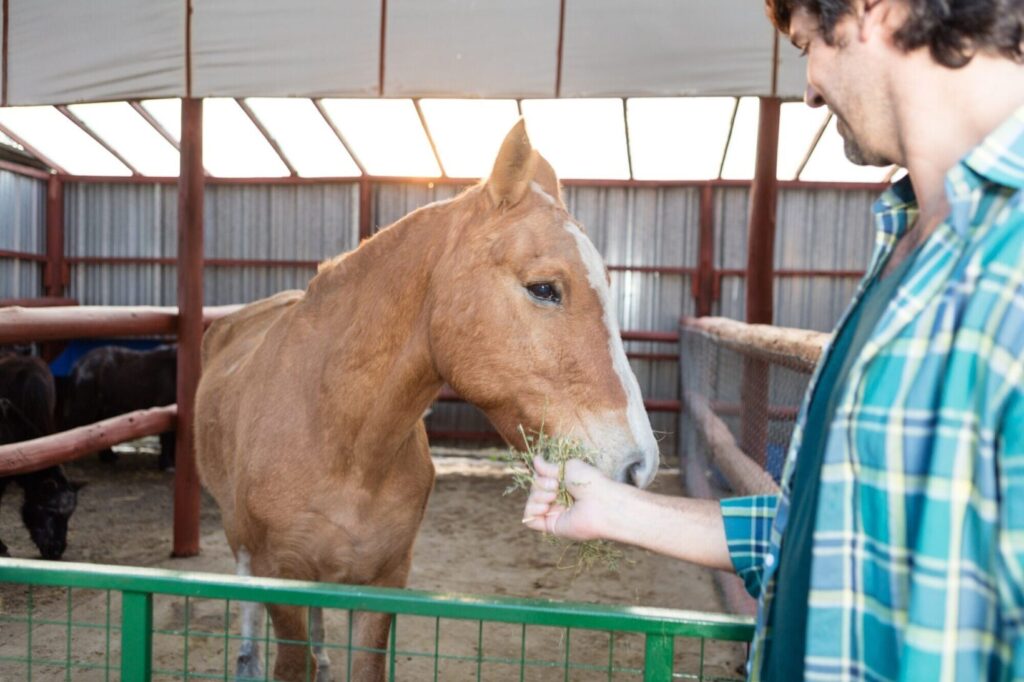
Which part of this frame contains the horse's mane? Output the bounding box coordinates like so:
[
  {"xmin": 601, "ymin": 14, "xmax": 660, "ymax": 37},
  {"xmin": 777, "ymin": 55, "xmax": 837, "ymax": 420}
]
[{"xmin": 313, "ymin": 183, "xmax": 484, "ymax": 278}]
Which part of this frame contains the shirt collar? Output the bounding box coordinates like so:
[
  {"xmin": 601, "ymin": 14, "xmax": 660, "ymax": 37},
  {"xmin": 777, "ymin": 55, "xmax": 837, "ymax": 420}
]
[{"xmin": 961, "ymin": 104, "xmax": 1024, "ymax": 190}]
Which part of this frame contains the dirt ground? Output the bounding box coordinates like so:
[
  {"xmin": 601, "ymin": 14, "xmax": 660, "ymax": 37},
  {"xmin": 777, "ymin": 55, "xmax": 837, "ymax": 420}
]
[{"xmin": 0, "ymin": 444, "xmax": 747, "ymax": 681}]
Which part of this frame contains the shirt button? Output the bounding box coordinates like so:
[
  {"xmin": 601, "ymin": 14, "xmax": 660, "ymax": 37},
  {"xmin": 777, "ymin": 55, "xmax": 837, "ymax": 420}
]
[{"xmin": 765, "ymin": 554, "xmax": 775, "ymax": 567}]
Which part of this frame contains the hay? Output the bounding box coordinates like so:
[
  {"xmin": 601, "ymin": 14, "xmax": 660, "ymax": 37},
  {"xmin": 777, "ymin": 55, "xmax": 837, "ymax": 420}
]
[{"xmin": 504, "ymin": 425, "xmax": 625, "ymax": 573}]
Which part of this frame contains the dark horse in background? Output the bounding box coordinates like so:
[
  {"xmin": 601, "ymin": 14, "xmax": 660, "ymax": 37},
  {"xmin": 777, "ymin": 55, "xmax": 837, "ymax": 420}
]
[
  {"xmin": 0, "ymin": 353, "xmax": 82, "ymax": 559},
  {"xmin": 63, "ymin": 344, "xmax": 177, "ymax": 470}
]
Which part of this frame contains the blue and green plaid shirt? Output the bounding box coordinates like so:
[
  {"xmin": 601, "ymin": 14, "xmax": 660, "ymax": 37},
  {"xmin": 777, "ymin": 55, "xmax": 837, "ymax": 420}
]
[{"xmin": 721, "ymin": 106, "xmax": 1024, "ymax": 681}]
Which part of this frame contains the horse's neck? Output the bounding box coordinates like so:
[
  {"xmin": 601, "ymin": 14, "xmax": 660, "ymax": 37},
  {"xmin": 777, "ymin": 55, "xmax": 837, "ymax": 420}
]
[{"xmin": 295, "ymin": 200, "xmax": 459, "ymax": 458}]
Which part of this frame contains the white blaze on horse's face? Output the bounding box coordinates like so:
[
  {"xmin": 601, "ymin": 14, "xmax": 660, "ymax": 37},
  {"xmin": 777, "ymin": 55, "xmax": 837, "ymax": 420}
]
[{"xmin": 431, "ymin": 120, "xmax": 660, "ymax": 488}]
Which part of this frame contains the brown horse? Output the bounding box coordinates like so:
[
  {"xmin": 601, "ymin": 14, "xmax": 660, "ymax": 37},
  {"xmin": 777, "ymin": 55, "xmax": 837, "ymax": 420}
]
[{"xmin": 194, "ymin": 121, "xmax": 660, "ymax": 682}]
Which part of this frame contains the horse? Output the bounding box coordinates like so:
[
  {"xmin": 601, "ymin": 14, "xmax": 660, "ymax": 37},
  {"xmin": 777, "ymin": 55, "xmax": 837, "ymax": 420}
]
[
  {"xmin": 0, "ymin": 353, "xmax": 82, "ymax": 559},
  {"xmin": 195, "ymin": 121, "xmax": 660, "ymax": 682},
  {"xmin": 63, "ymin": 344, "xmax": 177, "ymax": 469}
]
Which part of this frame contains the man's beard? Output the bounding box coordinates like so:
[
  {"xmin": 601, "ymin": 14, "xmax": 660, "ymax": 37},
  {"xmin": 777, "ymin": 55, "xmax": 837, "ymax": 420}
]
[{"xmin": 837, "ymin": 116, "xmax": 891, "ymax": 167}]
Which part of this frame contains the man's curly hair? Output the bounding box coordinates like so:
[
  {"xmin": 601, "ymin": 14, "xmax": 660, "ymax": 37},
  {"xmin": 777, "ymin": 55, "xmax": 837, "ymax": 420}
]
[{"xmin": 766, "ymin": 0, "xmax": 1024, "ymax": 67}]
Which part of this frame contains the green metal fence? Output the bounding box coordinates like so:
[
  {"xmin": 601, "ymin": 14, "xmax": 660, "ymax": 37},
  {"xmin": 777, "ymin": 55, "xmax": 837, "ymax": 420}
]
[{"xmin": 0, "ymin": 558, "xmax": 753, "ymax": 681}]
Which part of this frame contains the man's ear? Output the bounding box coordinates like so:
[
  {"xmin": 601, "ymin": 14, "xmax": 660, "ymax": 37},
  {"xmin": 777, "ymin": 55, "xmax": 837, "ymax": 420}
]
[
  {"xmin": 858, "ymin": 0, "xmax": 898, "ymax": 44},
  {"xmin": 486, "ymin": 119, "xmax": 538, "ymax": 209}
]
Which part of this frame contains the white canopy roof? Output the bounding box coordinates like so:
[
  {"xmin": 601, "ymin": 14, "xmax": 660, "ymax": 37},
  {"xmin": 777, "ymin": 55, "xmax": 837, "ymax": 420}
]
[{"xmin": 5, "ymin": 0, "xmax": 805, "ymax": 106}]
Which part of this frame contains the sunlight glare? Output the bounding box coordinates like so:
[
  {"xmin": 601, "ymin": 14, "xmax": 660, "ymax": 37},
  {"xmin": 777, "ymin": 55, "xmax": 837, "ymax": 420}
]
[
  {"xmin": 245, "ymin": 98, "xmax": 361, "ymax": 177},
  {"xmin": 0, "ymin": 106, "xmax": 130, "ymax": 175},
  {"xmin": 627, "ymin": 98, "xmax": 735, "ymax": 180},
  {"xmin": 318, "ymin": 99, "xmax": 439, "ymax": 177},
  {"xmin": 720, "ymin": 97, "xmax": 760, "ymax": 180},
  {"xmin": 202, "ymin": 98, "xmax": 290, "ymax": 178},
  {"xmin": 68, "ymin": 102, "xmax": 179, "ymax": 176},
  {"xmin": 418, "ymin": 99, "xmax": 520, "ymax": 179},
  {"xmin": 776, "ymin": 102, "xmax": 830, "ymax": 180},
  {"xmin": 520, "ymin": 99, "xmax": 629, "ymax": 180},
  {"xmin": 800, "ymin": 117, "xmax": 892, "ymax": 182},
  {"xmin": 139, "ymin": 99, "xmax": 181, "ymax": 142}
]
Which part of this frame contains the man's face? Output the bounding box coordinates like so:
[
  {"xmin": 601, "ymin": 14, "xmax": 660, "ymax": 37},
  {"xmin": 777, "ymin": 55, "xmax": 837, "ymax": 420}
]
[{"xmin": 789, "ymin": 6, "xmax": 894, "ymax": 167}]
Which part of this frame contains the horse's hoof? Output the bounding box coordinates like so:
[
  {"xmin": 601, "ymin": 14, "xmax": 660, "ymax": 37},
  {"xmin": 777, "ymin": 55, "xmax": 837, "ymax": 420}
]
[{"xmin": 235, "ymin": 653, "xmax": 262, "ymax": 681}]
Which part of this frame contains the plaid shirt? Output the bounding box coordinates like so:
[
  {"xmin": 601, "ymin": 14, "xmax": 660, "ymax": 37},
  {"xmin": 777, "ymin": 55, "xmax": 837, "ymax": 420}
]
[{"xmin": 721, "ymin": 106, "xmax": 1024, "ymax": 681}]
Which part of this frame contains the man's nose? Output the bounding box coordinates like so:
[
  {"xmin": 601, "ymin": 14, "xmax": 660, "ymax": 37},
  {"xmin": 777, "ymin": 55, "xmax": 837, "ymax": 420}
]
[{"xmin": 805, "ymin": 83, "xmax": 826, "ymax": 108}]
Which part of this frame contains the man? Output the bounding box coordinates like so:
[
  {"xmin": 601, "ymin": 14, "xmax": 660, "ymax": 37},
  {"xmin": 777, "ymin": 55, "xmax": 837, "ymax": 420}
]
[{"xmin": 523, "ymin": 1, "xmax": 1024, "ymax": 679}]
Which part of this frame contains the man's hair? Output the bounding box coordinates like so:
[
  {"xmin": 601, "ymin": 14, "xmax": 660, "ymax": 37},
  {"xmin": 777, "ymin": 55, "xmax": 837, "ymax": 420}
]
[{"xmin": 766, "ymin": 0, "xmax": 1024, "ymax": 67}]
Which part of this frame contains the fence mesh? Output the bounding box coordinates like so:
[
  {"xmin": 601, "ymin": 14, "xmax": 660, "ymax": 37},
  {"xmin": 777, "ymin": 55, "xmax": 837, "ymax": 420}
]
[
  {"xmin": 0, "ymin": 560, "xmax": 753, "ymax": 681},
  {"xmin": 679, "ymin": 317, "xmax": 829, "ymax": 495}
]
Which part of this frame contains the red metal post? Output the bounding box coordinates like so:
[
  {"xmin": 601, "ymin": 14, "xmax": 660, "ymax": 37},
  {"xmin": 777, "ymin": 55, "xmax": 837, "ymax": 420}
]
[
  {"xmin": 173, "ymin": 98, "xmax": 204, "ymax": 557},
  {"xmin": 741, "ymin": 97, "xmax": 782, "ymax": 463},
  {"xmin": 44, "ymin": 176, "xmax": 65, "ymax": 298},
  {"xmin": 696, "ymin": 184, "xmax": 715, "ymax": 317},
  {"xmin": 359, "ymin": 178, "xmax": 374, "ymax": 240}
]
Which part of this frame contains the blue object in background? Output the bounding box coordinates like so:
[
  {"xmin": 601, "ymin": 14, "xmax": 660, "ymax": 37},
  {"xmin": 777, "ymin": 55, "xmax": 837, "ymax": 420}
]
[
  {"xmin": 766, "ymin": 442, "xmax": 786, "ymax": 482},
  {"xmin": 49, "ymin": 339, "xmax": 168, "ymax": 377}
]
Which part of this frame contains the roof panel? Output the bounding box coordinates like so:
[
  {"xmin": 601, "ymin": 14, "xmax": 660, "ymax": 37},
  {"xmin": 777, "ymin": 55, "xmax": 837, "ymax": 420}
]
[
  {"xmin": 627, "ymin": 97, "xmax": 735, "ymax": 180},
  {"xmin": 0, "ymin": 105, "xmax": 131, "ymax": 175},
  {"xmin": 8, "ymin": 0, "xmax": 184, "ymax": 105},
  {"xmin": 192, "ymin": 0, "xmax": 379, "ymax": 97},
  {"xmin": 319, "ymin": 99, "xmax": 440, "ymax": 177},
  {"xmin": 386, "ymin": 0, "xmax": 559, "ymax": 98},
  {"xmin": 418, "ymin": 99, "xmax": 521, "ymax": 179},
  {"xmin": 244, "ymin": 98, "xmax": 361, "ymax": 178},
  {"xmin": 202, "ymin": 98, "xmax": 290, "ymax": 178},
  {"xmin": 67, "ymin": 102, "xmax": 179, "ymax": 176},
  {"xmin": 520, "ymin": 99, "xmax": 630, "ymax": 180},
  {"xmin": 562, "ymin": 0, "xmax": 775, "ymax": 97}
]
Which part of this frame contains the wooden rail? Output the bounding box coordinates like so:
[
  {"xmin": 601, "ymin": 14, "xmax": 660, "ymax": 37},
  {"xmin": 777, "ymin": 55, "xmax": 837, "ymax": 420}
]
[
  {"xmin": 0, "ymin": 305, "xmax": 243, "ymax": 344},
  {"xmin": 0, "ymin": 405, "xmax": 177, "ymax": 476}
]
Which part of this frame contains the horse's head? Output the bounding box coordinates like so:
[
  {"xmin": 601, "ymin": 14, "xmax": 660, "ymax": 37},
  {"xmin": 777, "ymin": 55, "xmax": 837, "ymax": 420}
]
[
  {"xmin": 21, "ymin": 469, "xmax": 83, "ymax": 560},
  {"xmin": 429, "ymin": 121, "xmax": 659, "ymax": 488}
]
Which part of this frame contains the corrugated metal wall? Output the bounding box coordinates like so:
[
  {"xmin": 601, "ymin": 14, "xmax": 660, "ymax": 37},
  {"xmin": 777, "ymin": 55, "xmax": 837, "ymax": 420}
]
[
  {"xmin": 65, "ymin": 182, "xmax": 359, "ymax": 305},
  {"xmin": 0, "ymin": 170, "xmax": 47, "ymax": 299},
  {"xmin": 37, "ymin": 179, "xmax": 880, "ymax": 455}
]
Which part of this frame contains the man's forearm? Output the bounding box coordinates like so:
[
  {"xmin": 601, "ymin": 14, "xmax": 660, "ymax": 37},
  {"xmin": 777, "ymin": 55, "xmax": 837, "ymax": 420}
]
[{"xmin": 599, "ymin": 487, "xmax": 734, "ymax": 571}]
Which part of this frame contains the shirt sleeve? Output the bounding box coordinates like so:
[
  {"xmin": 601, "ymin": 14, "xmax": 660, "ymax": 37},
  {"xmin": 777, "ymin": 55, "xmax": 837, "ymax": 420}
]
[
  {"xmin": 720, "ymin": 495, "xmax": 779, "ymax": 599},
  {"xmin": 998, "ymin": 384, "xmax": 1024, "ymax": 677}
]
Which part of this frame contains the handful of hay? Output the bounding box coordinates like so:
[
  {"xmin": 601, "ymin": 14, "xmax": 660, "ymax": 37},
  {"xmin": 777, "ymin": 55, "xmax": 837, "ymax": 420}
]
[{"xmin": 504, "ymin": 425, "xmax": 624, "ymax": 573}]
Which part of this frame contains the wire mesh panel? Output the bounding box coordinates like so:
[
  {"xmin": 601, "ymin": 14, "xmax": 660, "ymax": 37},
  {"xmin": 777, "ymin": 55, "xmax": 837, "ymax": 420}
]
[
  {"xmin": 0, "ymin": 559, "xmax": 752, "ymax": 681},
  {"xmin": 679, "ymin": 317, "xmax": 829, "ymax": 493}
]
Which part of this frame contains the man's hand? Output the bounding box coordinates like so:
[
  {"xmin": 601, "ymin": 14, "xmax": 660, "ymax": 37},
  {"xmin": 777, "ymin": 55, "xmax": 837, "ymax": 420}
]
[
  {"xmin": 521, "ymin": 455, "xmax": 736, "ymax": 571},
  {"xmin": 521, "ymin": 456, "xmax": 618, "ymax": 541}
]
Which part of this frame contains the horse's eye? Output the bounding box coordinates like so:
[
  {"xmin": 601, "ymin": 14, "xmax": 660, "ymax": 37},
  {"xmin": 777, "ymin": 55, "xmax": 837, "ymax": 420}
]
[{"xmin": 526, "ymin": 283, "xmax": 560, "ymax": 304}]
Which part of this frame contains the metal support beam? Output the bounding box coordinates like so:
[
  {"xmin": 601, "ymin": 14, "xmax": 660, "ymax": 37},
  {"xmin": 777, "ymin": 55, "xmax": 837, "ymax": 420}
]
[
  {"xmin": 359, "ymin": 178, "xmax": 374, "ymax": 240},
  {"xmin": 741, "ymin": 97, "xmax": 782, "ymax": 464},
  {"xmin": 236, "ymin": 98, "xmax": 298, "ymax": 177},
  {"xmin": 44, "ymin": 176, "xmax": 65, "ymax": 298},
  {"xmin": 695, "ymin": 185, "xmax": 715, "ymax": 317},
  {"xmin": 173, "ymin": 98, "xmax": 204, "ymax": 558}
]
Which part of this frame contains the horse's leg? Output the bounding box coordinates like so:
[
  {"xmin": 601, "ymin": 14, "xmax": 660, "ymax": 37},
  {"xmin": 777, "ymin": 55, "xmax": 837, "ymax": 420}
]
[
  {"xmin": 157, "ymin": 431, "xmax": 175, "ymax": 470},
  {"xmin": 347, "ymin": 556, "xmax": 415, "ymax": 682},
  {"xmin": 310, "ymin": 607, "xmax": 331, "ymax": 682},
  {"xmin": 0, "ymin": 479, "xmax": 9, "ymax": 556},
  {"xmin": 266, "ymin": 603, "xmax": 317, "ymax": 682},
  {"xmin": 234, "ymin": 549, "xmax": 265, "ymax": 681},
  {"xmin": 247, "ymin": 550, "xmax": 317, "ymax": 681},
  {"xmin": 348, "ymin": 611, "xmax": 392, "ymax": 682}
]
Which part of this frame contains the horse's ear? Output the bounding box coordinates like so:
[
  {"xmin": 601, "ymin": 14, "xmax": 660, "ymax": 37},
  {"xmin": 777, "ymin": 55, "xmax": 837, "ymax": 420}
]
[
  {"xmin": 532, "ymin": 152, "xmax": 563, "ymax": 207},
  {"xmin": 486, "ymin": 119, "xmax": 538, "ymax": 209}
]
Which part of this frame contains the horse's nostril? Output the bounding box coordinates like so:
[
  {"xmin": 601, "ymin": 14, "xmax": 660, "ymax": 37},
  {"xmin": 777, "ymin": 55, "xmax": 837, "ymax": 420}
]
[{"xmin": 627, "ymin": 461, "xmax": 645, "ymax": 488}]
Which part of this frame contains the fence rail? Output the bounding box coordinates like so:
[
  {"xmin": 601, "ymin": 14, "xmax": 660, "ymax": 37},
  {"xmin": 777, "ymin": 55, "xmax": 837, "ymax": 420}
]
[{"xmin": 0, "ymin": 558, "xmax": 754, "ymax": 681}]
